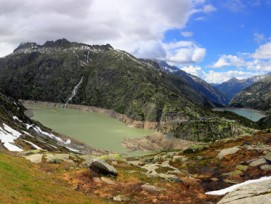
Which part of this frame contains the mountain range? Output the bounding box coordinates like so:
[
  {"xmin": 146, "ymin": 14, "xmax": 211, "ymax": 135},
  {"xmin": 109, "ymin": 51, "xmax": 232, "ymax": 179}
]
[
  {"xmin": 230, "ymin": 75, "xmax": 271, "ymax": 111},
  {"xmin": 0, "ymin": 39, "xmax": 217, "ymax": 124},
  {"xmin": 0, "ymin": 39, "xmax": 256, "ymax": 142},
  {"xmin": 214, "ymin": 74, "xmax": 270, "ymax": 101}
]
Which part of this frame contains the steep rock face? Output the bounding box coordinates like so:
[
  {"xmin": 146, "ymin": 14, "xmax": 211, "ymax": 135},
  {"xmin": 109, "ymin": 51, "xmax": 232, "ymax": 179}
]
[
  {"xmin": 152, "ymin": 60, "xmax": 228, "ymax": 106},
  {"xmin": 0, "ymin": 39, "xmax": 215, "ymax": 123},
  {"xmin": 230, "ymin": 75, "xmax": 271, "ymax": 111},
  {"xmin": 215, "ymin": 74, "xmax": 269, "ymax": 101}
]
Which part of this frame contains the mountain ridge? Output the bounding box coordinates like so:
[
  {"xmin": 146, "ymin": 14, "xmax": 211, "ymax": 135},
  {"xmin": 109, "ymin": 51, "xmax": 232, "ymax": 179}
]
[{"xmin": 214, "ymin": 74, "xmax": 270, "ymax": 101}]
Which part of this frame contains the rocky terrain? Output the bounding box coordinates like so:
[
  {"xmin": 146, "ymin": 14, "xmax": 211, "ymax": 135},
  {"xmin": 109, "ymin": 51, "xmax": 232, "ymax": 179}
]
[{"xmin": 2, "ymin": 128, "xmax": 269, "ymax": 203}]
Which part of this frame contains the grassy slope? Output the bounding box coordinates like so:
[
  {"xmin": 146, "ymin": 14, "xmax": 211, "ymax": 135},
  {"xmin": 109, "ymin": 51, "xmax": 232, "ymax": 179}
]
[{"xmin": 0, "ymin": 152, "xmax": 108, "ymax": 204}]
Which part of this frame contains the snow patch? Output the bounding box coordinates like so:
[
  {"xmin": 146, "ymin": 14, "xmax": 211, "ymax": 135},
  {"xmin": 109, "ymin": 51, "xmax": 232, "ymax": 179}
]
[
  {"xmin": 22, "ymin": 131, "xmax": 34, "ymax": 137},
  {"xmin": 205, "ymin": 176, "xmax": 271, "ymax": 195},
  {"xmin": 26, "ymin": 123, "xmax": 34, "ymax": 130},
  {"xmin": 66, "ymin": 146, "xmax": 80, "ymax": 153},
  {"xmin": 13, "ymin": 116, "xmax": 23, "ymax": 123},
  {"xmin": 33, "ymin": 126, "xmax": 63, "ymax": 142},
  {"xmin": 23, "ymin": 140, "xmax": 42, "ymax": 150},
  {"xmin": 65, "ymin": 139, "xmax": 71, "ymax": 144},
  {"xmin": 0, "ymin": 123, "xmax": 23, "ymax": 151}
]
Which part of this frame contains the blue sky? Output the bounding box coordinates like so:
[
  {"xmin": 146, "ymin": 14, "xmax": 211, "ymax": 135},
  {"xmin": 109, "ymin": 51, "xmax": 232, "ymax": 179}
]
[
  {"xmin": 0, "ymin": 0, "xmax": 271, "ymax": 83},
  {"xmin": 165, "ymin": 0, "xmax": 271, "ymax": 83}
]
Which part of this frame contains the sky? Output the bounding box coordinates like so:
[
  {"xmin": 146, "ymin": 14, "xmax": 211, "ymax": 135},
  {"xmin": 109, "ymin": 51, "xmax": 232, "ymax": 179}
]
[{"xmin": 0, "ymin": 0, "xmax": 271, "ymax": 83}]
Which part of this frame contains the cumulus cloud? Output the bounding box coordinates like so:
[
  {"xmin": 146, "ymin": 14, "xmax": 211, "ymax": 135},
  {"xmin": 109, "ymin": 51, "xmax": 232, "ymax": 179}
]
[
  {"xmin": 0, "ymin": 0, "xmax": 213, "ymax": 58},
  {"xmin": 210, "ymin": 42, "xmax": 271, "ymax": 72},
  {"xmin": 163, "ymin": 41, "xmax": 206, "ymax": 64},
  {"xmin": 181, "ymin": 65, "xmax": 206, "ymax": 79},
  {"xmin": 252, "ymin": 42, "xmax": 271, "ymax": 59},
  {"xmin": 211, "ymin": 55, "xmax": 246, "ymax": 68},
  {"xmin": 203, "ymin": 70, "xmax": 260, "ymax": 83}
]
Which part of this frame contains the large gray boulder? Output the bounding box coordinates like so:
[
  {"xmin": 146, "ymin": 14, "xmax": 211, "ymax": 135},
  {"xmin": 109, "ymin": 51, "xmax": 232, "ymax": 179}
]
[
  {"xmin": 217, "ymin": 146, "xmax": 240, "ymax": 160},
  {"xmin": 218, "ymin": 178, "xmax": 271, "ymax": 204},
  {"xmin": 89, "ymin": 159, "xmax": 118, "ymax": 176}
]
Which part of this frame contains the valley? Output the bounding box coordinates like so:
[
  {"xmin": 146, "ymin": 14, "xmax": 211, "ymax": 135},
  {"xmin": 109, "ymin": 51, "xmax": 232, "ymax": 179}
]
[{"xmin": 0, "ymin": 39, "xmax": 270, "ymax": 204}]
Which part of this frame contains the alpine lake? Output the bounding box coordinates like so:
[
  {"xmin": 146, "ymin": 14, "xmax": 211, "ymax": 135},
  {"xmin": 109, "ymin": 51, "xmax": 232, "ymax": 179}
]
[
  {"xmin": 25, "ymin": 103, "xmax": 154, "ymax": 156},
  {"xmin": 213, "ymin": 108, "xmax": 266, "ymax": 122}
]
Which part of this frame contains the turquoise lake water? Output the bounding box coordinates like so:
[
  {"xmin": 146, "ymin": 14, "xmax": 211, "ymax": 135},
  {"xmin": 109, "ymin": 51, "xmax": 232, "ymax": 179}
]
[
  {"xmin": 214, "ymin": 108, "xmax": 266, "ymax": 122},
  {"xmin": 25, "ymin": 104, "xmax": 154, "ymax": 156}
]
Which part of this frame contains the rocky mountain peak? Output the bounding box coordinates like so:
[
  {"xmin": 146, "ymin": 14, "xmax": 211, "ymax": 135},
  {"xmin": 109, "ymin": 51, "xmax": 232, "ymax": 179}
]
[
  {"xmin": 13, "ymin": 39, "xmax": 113, "ymax": 55},
  {"xmin": 13, "ymin": 42, "xmax": 39, "ymax": 52},
  {"xmin": 43, "ymin": 38, "xmax": 72, "ymax": 48}
]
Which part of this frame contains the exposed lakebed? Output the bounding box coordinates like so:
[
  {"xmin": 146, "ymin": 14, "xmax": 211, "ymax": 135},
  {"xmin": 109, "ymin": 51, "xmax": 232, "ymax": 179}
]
[
  {"xmin": 213, "ymin": 108, "xmax": 266, "ymax": 122},
  {"xmin": 25, "ymin": 104, "xmax": 154, "ymax": 156}
]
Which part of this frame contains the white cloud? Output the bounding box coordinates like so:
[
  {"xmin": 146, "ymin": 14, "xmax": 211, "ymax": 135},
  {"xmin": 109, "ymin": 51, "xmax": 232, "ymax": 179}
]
[
  {"xmin": 203, "ymin": 70, "xmax": 259, "ymax": 83},
  {"xmin": 181, "ymin": 65, "xmax": 206, "ymax": 78},
  {"xmin": 180, "ymin": 65, "xmax": 260, "ymax": 83},
  {"xmin": 0, "ymin": 0, "xmax": 214, "ymax": 58},
  {"xmin": 211, "ymin": 55, "xmax": 245, "ymax": 68},
  {"xmin": 210, "ymin": 42, "xmax": 271, "ymax": 73},
  {"xmin": 252, "ymin": 42, "xmax": 271, "ymax": 59},
  {"xmin": 181, "ymin": 32, "xmax": 194, "ymax": 38},
  {"xmin": 164, "ymin": 41, "xmax": 206, "ymax": 64}
]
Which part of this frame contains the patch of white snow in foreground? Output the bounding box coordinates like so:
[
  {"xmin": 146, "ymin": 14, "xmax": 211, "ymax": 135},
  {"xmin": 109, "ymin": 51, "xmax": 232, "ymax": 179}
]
[
  {"xmin": 13, "ymin": 116, "xmax": 22, "ymax": 123},
  {"xmin": 0, "ymin": 123, "xmax": 23, "ymax": 151},
  {"xmin": 23, "ymin": 140, "xmax": 42, "ymax": 150},
  {"xmin": 205, "ymin": 176, "xmax": 271, "ymax": 195},
  {"xmin": 33, "ymin": 126, "xmax": 63, "ymax": 143},
  {"xmin": 66, "ymin": 146, "xmax": 80, "ymax": 153}
]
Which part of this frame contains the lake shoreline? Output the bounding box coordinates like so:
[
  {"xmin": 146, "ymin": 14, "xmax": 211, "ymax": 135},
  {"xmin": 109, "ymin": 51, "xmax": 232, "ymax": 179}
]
[
  {"xmin": 22, "ymin": 100, "xmax": 198, "ymax": 155},
  {"xmin": 212, "ymin": 107, "xmax": 267, "ymax": 122},
  {"xmin": 21, "ymin": 100, "xmax": 167, "ymax": 130}
]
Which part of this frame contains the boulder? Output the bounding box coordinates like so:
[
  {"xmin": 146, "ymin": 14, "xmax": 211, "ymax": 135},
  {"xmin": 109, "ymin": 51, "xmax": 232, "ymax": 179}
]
[
  {"xmin": 217, "ymin": 147, "xmax": 240, "ymax": 160},
  {"xmin": 218, "ymin": 178, "xmax": 271, "ymax": 204},
  {"xmin": 89, "ymin": 159, "xmax": 118, "ymax": 176},
  {"xmin": 264, "ymin": 153, "xmax": 271, "ymax": 163},
  {"xmin": 24, "ymin": 154, "xmax": 43, "ymax": 164},
  {"xmin": 249, "ymin": 158, "xmax": 267, "ymax": 167},
  {"xmin": 260, "ymin": 165, "xmax": 271, "ymax": 171},
  {"xmin": 101, "ymin": 177, "xmax": 116, "ymax": 185},
  {"xmin": 113, "ymin": 195, "xmax": 130, "ymax": 202},
  {"xmin": 141, "ymin": 183, "xmax": 164, "ymax": 193}
]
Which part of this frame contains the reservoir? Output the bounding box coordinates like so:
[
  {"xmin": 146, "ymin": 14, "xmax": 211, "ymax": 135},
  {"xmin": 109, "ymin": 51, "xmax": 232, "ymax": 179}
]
[
  {"xmin": 213, "ymin": 108, "xmax": 266, "ymax": 122},
  {"xmin": 25, "ymin": 104, "xmax": 154, "ymax": 156}
]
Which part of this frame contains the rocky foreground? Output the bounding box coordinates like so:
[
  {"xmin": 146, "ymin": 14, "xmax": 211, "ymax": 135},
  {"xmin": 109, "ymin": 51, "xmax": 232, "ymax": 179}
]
[{"xmin": 16, "ymin": 129, "xmax": 271, "ymax": 203}]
